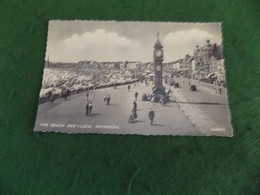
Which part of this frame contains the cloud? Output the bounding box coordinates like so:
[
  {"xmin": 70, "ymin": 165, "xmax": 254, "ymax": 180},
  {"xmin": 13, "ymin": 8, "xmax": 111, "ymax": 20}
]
[
  {"xmin": 49, "ymin": 29, "xmax": 141, "ymax": 62},
  {"xmin": 47, "ymin": 27, "xmax": 221, "ymax": 63},
  {"xmin": 163, "ymin": 29, "xmax": 215, "ymax": 61}
]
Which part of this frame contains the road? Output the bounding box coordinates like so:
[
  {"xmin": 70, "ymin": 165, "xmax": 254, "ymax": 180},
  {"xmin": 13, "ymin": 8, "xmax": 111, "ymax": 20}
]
[
  {"xmin": 168, "ymin": 77, "xmax": 233, "ymax": 136},
  {"xmin": 35, "ymin": 77, "xmax": 233, "ymax": 136},
  {"xmin": 34, "ymin": 81, "xmax": 201, "ymax": 136}
]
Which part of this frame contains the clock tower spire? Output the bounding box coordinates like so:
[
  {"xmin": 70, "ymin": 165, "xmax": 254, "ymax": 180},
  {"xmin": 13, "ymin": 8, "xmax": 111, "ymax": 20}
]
[{"xmin": 152, "ymin": 33, "xmax": 165, "ymax": 101}]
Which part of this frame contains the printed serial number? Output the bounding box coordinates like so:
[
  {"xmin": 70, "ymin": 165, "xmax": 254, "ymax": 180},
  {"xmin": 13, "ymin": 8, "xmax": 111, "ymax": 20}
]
[{"xmin": 211, "ymin": 127, "xmax": 225, "ymax": 131}]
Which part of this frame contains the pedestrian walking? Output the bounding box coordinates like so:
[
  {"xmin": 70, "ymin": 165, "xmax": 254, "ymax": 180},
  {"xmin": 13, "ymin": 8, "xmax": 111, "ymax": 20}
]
[
  {"xmin": 64, "ymin": 89, "xmax": 70, "ymax": 100},
  {"xmin": 148, "ymin": 108, "xmax": 155, "ymax": 125},
  {"xmin": 133, "ymin": 100, "xmax": 137, "ymax": 110},
  {"xmin": 151, "ymin": 95, "xmax": 155, "ymax": 105},
  {"xmin": 104, "ymin": 95, "xmax": 107, "ymax": 103},
  {"xmin": 88, "ymin": 101, "xmax": 93, "ymax": 115},
  {"xmin": 162, "ymin": 95, "xmax": 166, "ymax": 106},
  {"xmin": 128, "ymin": 85, "xmax": 130, "ymax": 92},
  {"xmin": 134, "ymin": 92, "xmax": 138, "ymax": 101},
  {"xmin": 131, "ymin": 108, "xmax": 137, "ymax": 122},
  {"xmin": 128, "ymin": 115, "xmax": 134, "ymax": 123},
  {"xmin": 107, "ymin": 94, "xmax": 111, "ymax": 105},
  {"xmin": 85, "ymin": 97, "xmax": 89, "ymax": 115},
  {"xmin": 85, "ymin": 103, "xmax": 89, "ymax": 116}
]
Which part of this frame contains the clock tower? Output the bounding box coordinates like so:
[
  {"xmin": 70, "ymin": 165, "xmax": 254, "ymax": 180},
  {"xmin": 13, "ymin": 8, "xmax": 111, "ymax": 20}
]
[{"xmin": 152, "ymin": 33, "xmax": 165, "ymax": 99}]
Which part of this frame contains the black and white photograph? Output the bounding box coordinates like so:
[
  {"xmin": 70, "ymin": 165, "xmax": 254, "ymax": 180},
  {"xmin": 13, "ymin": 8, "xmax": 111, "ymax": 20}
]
[{"xmin": 34, "ymin": 20, "xmax": 233, "ymax": 136}]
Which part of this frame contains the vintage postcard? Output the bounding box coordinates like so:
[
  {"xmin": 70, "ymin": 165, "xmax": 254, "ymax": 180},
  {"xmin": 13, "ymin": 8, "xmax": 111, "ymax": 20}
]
[{"xmin": 34, "ymin": 20, "xmax": 233, "ymax": 136}]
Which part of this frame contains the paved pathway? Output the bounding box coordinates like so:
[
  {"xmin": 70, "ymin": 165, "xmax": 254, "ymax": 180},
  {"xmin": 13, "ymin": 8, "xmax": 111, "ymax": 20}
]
[{"xmin": 35, "ymin": 82, "xmax": 200, "ymax": 136}]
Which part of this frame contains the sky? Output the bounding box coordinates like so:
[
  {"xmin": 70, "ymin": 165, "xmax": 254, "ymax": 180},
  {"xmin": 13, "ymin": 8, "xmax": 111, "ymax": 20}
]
[{"xmin": 46, "ymin": 20, "xmax": 223, "ymax": 63}]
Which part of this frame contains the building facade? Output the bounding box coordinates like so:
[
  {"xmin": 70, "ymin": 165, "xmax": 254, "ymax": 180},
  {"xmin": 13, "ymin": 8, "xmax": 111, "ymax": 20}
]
[{"xmin": 190, "ymin": 40, "xmax": 224, "ymax": 80}]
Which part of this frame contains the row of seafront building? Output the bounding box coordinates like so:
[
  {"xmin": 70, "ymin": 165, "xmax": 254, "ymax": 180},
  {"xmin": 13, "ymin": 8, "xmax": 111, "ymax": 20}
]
[{"xmin": 164, "ymin": 40, "xmax": 225, "ymax": 83}]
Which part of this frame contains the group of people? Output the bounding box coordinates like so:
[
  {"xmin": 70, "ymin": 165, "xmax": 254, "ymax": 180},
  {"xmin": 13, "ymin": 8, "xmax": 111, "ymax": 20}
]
[
  {"xmin": 50, "ymin": 89, "xmax": 71, "ymax": 104},
  {"xmin": 128, "ymin": 91, "xmax": 155, "ymax": 125},
  {"xmin": 85, "ymin": 92, "xmax": 112, "ymax": 116},
  {"xmin": 85, "ymin": 100, "xmax": 93, "ymax": 116},
  {"xmin": 84, "ymin": 84, "xmax": 156, "ymax": 125},
  {"xmin": 104, "ymin": 94, "xmax": 111, "ymax": 105},
  {"xmin": 141, "ymin": 93, "xmax": 171, "ymax": 106},
  {"xmin": 128, "ymin": 102, "xmax": 155, "ymax": 125}
]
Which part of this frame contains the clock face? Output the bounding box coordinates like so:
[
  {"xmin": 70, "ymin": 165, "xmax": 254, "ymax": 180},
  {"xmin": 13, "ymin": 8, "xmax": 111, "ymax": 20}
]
[
  {"xmin": 155, "ymin": 49, "xmax": 163, "ymax": 57},
  {"xmin": 156, "ymin": 65, "xmax": 161, "ymax": 71}
]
